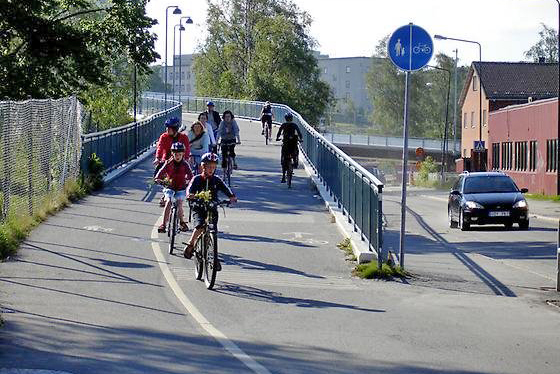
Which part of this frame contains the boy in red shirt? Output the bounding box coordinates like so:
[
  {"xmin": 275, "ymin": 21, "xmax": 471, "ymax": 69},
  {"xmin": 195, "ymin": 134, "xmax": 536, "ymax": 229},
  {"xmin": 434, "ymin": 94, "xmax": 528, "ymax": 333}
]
[{"xmin": 154, "ymin": 142, "xmax": 193, "ymax": 233}]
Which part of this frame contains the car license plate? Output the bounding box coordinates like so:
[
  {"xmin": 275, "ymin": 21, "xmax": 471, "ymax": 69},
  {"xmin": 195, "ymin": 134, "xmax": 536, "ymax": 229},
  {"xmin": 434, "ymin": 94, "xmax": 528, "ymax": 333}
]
[{"xmin": 489, "ymin": 211, "xmax": 510, "ymax": 217}]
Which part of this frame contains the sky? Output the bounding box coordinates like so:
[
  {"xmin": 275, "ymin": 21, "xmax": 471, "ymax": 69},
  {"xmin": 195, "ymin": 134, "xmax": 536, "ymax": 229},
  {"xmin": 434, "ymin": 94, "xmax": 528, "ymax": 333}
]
[{"xmin": 146, "ymin": 0, "xmax": 558, "ymax": 67}]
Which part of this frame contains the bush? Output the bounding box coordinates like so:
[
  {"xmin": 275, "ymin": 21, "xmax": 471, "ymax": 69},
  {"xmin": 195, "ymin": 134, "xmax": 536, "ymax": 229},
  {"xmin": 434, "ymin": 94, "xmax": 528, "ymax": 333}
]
[
  {"xmin": 418, "ymin": 156, "xmax": 438, "ymax": 182},
  {"xmin": 353, "ymin": 261, "xmax": 408, "ymax": 280},
  {"xmin": 82, "ymin": 153, "xmax": 104, "ymax": 191}
]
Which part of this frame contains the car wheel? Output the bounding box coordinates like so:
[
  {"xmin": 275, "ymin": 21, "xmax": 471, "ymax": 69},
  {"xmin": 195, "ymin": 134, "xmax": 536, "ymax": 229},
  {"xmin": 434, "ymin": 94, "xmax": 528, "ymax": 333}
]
[
  {"xmin": 448, "ymin": 207, "xmax": 458, "ymax": 228},
  {"xmin": 519, "ymin": 219, "xmax": 529, "ymax": 230},
  {"xmin": 504, "ymin": 221, "xmax": 513, "ymax": 230},
  {"xmin": 459, "ymin": 209, "xmax": 470, "ymax": 231}
]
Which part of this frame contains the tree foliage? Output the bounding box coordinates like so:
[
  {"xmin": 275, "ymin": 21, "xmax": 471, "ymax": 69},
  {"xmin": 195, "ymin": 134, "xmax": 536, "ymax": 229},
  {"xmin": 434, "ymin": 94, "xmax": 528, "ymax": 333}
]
[
  {"xmin": 366, "ymin": 35, "xmax": 468, "ymax": 139},
  {"xmin": 194, "ymin": 0, "xmax": 332, "ymax": 123},
  {"xmin": 0, "ymin": 0, "xmax": 158, "ymax": 100},
  {"xmin": 524, "ymin": 23, "xmax": 558, "ymax": 63}
]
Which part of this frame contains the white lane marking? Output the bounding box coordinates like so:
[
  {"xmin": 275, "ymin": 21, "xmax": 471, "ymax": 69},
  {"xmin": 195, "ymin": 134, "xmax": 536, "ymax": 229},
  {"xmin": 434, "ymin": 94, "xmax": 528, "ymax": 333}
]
[
  {"xmin": 83, "ymin": 225, "xmax": 113, "ymax": 232},
  {"xmin": 150, "ymin": 224, "xmax": 271, "ymax": 374}
]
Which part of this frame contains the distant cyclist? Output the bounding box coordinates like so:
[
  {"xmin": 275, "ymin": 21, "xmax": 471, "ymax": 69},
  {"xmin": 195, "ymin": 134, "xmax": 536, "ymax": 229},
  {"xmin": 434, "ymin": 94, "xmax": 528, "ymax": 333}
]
[
  {"xmin": 276, "ymin": 112, "xmax": 302, "ymax": 183},
  {"xmin": 154, "ymin": 116, "xmax": 190, "ymax": 206},
  {"xmin": 197, "ymin": 112, "xmax": 217, "ymax": 151},
  {"xmin": 205, "ymin": 101, "xmax": 222, "ymax": 141},
  {"xmin": 154, "ymin": 142, "xmax": 193, "ymax": 233},
  {"xmin": 260, "ymin": 101, "xmax": 274, "ymax": 137},
  {"xmin": 182, "ymin": 152, "xmax": 237, "ymax": 267},
  {"xmin": 216, "ymin": 110, "xmax": 241, "ymax": 171}
]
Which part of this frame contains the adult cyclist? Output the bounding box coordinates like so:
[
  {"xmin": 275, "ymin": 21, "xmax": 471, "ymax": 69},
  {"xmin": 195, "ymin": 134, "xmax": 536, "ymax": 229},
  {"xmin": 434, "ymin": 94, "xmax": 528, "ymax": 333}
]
[
  {"xmin": 276, "ymin": 112, "xmax": 302, "ymax": 183},
  {"xmin": 154, "ymin": 116, "xmax": 190, "ymax": 206},
  {"xmin": 260, "ymin": 101, "xmax": 274, "ymax": 137}
]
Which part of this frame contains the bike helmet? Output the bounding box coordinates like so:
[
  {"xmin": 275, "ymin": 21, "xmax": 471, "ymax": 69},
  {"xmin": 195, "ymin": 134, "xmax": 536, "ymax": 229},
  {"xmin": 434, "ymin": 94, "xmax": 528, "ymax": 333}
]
[
  {"xmin": 284, "ymin": 112, "xmax": 293, "ymax": 121},
  {"xmin": 265, "ymin": 101, "xmax": 271, "ymax": 106},
  {"xmin": 201, "ymin": 152, "xmax": 219, "ymax": 164},
  {"xmin": 171, "ymin": 142, "xmax": 186, "ymax": 153},
  {"xmin": 206, "ymin": 101, "xmax": 215, "ymax": 106},
  {"xmin": 165, "ymin": 116, "xmax": 180, "ymax": 129}
]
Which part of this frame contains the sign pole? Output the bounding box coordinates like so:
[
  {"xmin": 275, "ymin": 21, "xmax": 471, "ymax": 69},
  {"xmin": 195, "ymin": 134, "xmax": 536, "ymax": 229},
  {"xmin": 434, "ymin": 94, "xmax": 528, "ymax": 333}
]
[{"xmin": 399, "ymin": 70, "xmax": 411, "ymax": 268}]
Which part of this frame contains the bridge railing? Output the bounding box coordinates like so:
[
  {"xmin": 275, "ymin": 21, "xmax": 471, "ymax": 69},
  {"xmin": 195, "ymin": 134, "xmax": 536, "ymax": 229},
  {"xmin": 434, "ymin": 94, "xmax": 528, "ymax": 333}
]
[
  {"xmin": 81, "ymin": 98, "xmax": 181, "ymax": 174},
  {"xmin": 323, "ymin": 132, "xmax": 460, "ymax": 152},
  {"xmin": 179, "ymin": 95, "xmax": 384, "ymax": 264}
]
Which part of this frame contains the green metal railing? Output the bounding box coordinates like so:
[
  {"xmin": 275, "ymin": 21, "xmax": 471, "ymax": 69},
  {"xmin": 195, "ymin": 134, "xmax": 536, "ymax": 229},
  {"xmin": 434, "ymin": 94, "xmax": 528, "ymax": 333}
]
[
  {"xmin": 81, "ymin": 98, "xmax": 181, "ymax": 174},
  {"xmin": 178, "ymin": 95, "xmax": 384, "ymax": 264}
]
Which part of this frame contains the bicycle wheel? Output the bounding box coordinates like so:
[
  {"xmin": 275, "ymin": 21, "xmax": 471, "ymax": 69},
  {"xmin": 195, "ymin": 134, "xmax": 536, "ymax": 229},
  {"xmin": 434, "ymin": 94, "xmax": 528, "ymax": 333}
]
[
  {"xmin": 169, "ymin": 204, "xmax": 177, "ymax": 254},
  {"xmin": 226, "ymin": 157, "xmax": 232, "ymax": 186},
  {"xmin": 265, "ymin": 125, "xmax": 269, "ymax": 145},
  {"xmin": 193, "ymin": 236, "xmax": 204, "ymax": 280},
  {"xmin": 203, "ymin": 232, "xmax": 218, "ymax": 289},
  {"xmin": 287, "ymin": 158, "xmax": 293, "ymax": 188}
]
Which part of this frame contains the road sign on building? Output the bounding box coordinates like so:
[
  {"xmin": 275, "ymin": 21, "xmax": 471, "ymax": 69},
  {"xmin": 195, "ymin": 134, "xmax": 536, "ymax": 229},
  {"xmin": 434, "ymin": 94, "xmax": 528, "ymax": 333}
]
[
  {"xmin": 474, "ymin": 140, "xmax": 485, "ymax": 151},
  {"xmin": 388, "ymin": 23, "xmax": 433, "ymax": 72}
]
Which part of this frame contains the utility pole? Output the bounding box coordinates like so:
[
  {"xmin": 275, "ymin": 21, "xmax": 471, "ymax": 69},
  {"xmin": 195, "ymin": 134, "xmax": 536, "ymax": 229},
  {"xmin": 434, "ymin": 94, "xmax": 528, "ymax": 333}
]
[{"xmin": 453, "ymin": 49, "xmax": 458, "ymax": 153}]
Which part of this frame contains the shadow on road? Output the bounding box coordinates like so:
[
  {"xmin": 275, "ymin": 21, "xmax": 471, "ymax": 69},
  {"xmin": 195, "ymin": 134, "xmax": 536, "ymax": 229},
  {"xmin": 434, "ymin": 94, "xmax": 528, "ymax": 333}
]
[{"xmin": 221, "ymin": 253, "xmax": 324, "ymax": 279}]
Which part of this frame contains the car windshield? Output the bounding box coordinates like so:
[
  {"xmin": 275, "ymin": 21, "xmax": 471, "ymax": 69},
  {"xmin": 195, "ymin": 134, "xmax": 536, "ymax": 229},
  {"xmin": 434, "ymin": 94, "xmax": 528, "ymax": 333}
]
[{"xmin": 463, "ymin": 176, "xmax": 519, "ymax": 194}]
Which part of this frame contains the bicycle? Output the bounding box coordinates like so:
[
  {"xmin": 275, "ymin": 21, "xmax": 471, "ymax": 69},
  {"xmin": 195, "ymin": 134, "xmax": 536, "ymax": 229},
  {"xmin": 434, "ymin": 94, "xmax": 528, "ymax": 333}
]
[
  {"xmin": 278, "ymin": 137, "xmax": 300, "ymax": 189},
  {"xmin": 220, "ymin": 140, "xmax": 237, "ymax": 187},
  {"xmin": 262, "ymin": 116, "xmax": 272, "ymax": 145},
  {"xmin": 156, "ymin": 180, "xmax": 181, "ymax": 254},
  {"xmin": 189, "ymin": 198, "xmax": 230, "ymax": 289}
]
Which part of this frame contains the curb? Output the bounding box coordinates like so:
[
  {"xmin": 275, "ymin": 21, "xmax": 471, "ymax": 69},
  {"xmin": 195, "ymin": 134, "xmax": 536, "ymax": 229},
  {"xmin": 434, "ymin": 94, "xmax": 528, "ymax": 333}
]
[
  {"xmin": 300, "ymin": 156, "xmax": 376, "ymax": 264},
  {"xmin": 104, "ymin": 147, "xmax": 156, "ymax": 184}
]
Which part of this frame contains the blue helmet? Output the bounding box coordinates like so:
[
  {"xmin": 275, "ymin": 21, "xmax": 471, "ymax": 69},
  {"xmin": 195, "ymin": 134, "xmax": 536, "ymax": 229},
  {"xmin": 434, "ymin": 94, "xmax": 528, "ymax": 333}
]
[
  {"xmin": 206, "ymin": 101, "xmax": 215, "ymax": 107},
  {"xmin": 165, "ymin": 116, "xmax": 180, "ymax": 129},
  {"xmin": 284, "ymin": 112, "xmax": 293, "ymax": 122},
  {"xmin": 201, "ymin": 152, "xmax": 219, "ymax": 164}
]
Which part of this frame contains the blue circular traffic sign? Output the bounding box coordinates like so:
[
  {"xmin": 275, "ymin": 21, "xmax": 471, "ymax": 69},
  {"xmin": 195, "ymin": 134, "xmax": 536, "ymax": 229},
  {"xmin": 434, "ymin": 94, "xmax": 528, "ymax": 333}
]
[{"xmin": 388, "ymin": 23, "xmax": 433, "ymax": 71}]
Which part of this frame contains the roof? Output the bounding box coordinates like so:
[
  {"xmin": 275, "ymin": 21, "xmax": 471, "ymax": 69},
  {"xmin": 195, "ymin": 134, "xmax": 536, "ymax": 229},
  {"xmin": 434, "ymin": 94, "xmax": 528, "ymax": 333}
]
[{"xmin": 459, "ymin": 62, "xmax": 558, "ymax": 108}]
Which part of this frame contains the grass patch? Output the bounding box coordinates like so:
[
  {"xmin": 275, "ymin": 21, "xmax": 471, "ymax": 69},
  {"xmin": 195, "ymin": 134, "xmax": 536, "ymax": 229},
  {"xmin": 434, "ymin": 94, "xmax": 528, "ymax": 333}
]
[
  {"xmin": 526, "ymin": 193, "xmax": 560, "ymax": 202},
  {"xmin": 353, "ymin": 260, "xmax": 409, "ymax": 280},
  {"xmin": 412, "ymin": 178, "xmax": 455, "ymax": 191},
  {"xmin": 337, "ymin": 238, "xmax": 356, "ymax": 261},
  {"xmin": 0, "ymin": 179, "xmax": 89, "ymax": 260}
]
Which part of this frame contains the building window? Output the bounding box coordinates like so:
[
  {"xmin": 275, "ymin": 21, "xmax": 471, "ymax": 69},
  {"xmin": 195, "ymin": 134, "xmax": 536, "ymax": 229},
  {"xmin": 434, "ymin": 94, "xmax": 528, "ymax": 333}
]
[
  {"xmin": 514, "ymin": 141, "xmax": 527, "ymax": 171},
  {"xmin": 324, "ymin": 68, "xmax": 327, "ymax": 74},
  {"xmin": 332, "ymin": 74, "xmax": 337, "ymax": 82},
  {"xmin": 502, "ymin": 142, "xmax": 512, "ymax": 170},
  {"xmin": 463, "ymin": 112, "xmax": 467, "ymax": 128},
  {"xmin": 483, "ymin": 109, "xmax": 487, "ymax": 126},
  {"xmin": 346, "ymin": 66, "xmax": 350, "ymax": 73},
  {"xmin": 473, "ymin": 76, "xmax": 478, "ymax": 91},
  {"xmin": 529, "ymin": 140, "xmax": 537, "ymax": 171},
  {"xmin": 345, "ymin": 81, "xmax": 350, "ymax": 88},
  {"xmin": 345, "ymin": 92, "xmax": 350, "ymax": 101},
  {"xmin": 470, "ymin": 111, "xmax": 475, "ymax": 128},
  {"xmin": 547, "ymin": 139, "xmax": 558, "ymax": 172},
  {"xmin": 491, "ymin": 143, "xmax": 500, "ymax": 170}
]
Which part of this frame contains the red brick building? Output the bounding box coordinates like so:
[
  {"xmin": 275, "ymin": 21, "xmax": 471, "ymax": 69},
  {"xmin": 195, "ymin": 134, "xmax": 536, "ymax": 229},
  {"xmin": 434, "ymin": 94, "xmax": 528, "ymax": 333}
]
[
  {"xmin": 458, "ymin": 62, "xmax": 558, "ymax": 173},
  {"xmin": 488, "ymin": 97, "xmax": 558, "ymax": 196}
]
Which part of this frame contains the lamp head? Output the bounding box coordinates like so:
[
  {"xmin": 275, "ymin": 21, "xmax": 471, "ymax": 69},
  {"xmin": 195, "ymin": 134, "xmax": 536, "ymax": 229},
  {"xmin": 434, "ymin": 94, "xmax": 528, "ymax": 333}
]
[
  {"xmin": 172, "ymin": 7, "xmax": 182, "ymax": 14},
  {"xmin": 434, "ymin": 34, "xmax": 447, "ymax": 40},
  {"xmin": 185, "ymin": 17, "xmax": 193, "ymax": 24},
  {"xmin": 179, "ymin": 25, "xmax": 185, "ymax": 31}
]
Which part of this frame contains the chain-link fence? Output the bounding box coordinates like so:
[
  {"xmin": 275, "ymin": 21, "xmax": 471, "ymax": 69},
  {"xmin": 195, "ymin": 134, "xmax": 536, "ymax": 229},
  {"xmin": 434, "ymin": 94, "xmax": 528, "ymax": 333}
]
[{"xmin": 0, "ymin": 96, "xmax": 82, "ymax": 222}]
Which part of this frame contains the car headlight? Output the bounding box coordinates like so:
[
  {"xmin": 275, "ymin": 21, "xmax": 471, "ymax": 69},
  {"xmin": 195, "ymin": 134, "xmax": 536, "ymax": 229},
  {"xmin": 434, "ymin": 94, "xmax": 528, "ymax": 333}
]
[
  {"xmin": 513, "ymin": 200, "xmax": 528, "ymax": 209},
  {"xmin": 465, "ymin": 201, "xmax": 484, "ymax": 209}
]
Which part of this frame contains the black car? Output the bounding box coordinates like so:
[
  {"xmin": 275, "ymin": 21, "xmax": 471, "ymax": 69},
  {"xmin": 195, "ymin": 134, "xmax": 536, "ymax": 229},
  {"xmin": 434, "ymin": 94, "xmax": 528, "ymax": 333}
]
[{"xmin": 448, "ymin": 172, "xmax": 529, "ymax": 230}]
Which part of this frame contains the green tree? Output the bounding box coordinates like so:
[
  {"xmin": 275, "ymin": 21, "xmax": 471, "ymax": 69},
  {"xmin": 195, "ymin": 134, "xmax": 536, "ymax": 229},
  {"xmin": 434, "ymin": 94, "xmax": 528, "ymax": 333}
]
[
  {"xmin": 194, "ymin": 0, "xmax": 332, "ymax": 123},
  {"xmin": 0, "ymin": 0, "xmax": 158, "ymax": 100},
  {"xmin": 366, "ymin": 36, "xmax": 468, "ymax": 139},
  {"xmin": 146, "ymin": 65, "xmax": 170, "ymax": 93},
  {"xmin": 524, "ymin": 23, "xmax": 558, "ymax": 63}
]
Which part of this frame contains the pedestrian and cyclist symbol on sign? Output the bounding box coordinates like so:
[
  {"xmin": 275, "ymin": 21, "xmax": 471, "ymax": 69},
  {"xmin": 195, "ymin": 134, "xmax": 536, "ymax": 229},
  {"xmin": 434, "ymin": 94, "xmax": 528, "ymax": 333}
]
[{"xmin": 388, "ymin": 23, "xmax": 433, "ymax": 71}]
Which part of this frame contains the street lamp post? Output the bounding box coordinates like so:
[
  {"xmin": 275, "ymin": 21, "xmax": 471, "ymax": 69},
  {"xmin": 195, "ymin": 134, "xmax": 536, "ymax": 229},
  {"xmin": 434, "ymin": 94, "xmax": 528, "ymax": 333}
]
[
  {"xmin": 173, "ymin": 23, "xmax": 183, "ymax": 102},
  {"xmin": 453, "ymin": 49, "xmax": 458, "ymax": 154},
  {"xmin": 165, "ymin": 6, "xmax": 182, "ymax": 109},
  {"xmin": 429, "ymin": 65, "xmax": 451, "ymax": 181},
  {"xmin": 179, "ymin": 17, "xmax": 193, "ymax": 104},
  {"xmin": 434, "ymin": 35, "xmax": 483, "ymax": 169}
]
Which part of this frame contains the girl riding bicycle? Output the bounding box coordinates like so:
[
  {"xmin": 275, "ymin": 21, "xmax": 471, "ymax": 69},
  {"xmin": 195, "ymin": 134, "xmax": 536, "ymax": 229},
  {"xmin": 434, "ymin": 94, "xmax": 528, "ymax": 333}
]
[
  {"xmin": 183, "ymin": 152, "xmax": 237, "ymax": 264},
  {"xmin": 154, "ymin": 142, "xmax": 193, "ymax": 233}
]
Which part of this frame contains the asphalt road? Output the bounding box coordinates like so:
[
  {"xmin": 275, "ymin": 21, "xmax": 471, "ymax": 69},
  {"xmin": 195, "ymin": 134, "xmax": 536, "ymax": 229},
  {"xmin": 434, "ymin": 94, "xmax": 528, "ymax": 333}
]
[{"xmin": 1, "ymin": 115, "xmax": 560, "ymax": 374}]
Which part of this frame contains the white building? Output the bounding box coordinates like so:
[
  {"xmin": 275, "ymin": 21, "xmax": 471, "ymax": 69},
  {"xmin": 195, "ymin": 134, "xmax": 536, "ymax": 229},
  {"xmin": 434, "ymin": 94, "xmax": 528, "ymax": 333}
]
[
  {"xmin": 161, "ymin": 54, "xmax": 197, "ymax": 98},
  {"xmin": 316, "ymin": 53, "xmax": 375, "ymax": 113}
]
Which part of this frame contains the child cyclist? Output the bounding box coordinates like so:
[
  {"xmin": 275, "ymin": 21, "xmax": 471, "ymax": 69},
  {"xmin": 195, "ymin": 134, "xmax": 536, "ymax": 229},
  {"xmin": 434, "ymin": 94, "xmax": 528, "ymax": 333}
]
[
  {"xmin": 154, "ymin": 142, "xmax": 194, "ymax": 233},
  {"xmin": 183, "ymin": 152, "xmax": 237, "ymax": 270}
]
